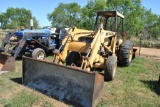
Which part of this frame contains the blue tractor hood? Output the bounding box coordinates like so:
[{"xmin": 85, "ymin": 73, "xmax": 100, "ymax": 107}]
[{"xmin": 15, "ymin": 29, "xmax": 52, "ymax": 37}]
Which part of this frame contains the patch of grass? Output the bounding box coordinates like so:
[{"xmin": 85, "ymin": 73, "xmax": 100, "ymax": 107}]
[
  {"xmin": 151, "ymin": 61, "xmax": 160, "ymax": 69},
  {"xmin": 98, "ymin": 57, "xmax": 160, "ymax": 107},
  {"xmin": 42, "ymin": 101, "xmax": 53, "ymax": 107},
  {"xmin": 0, "ymin": 56, "xmax": 159, "ymax": 107},
  {"xmin": 2, "ymin": 90, "xmax": 39, "ymax": 107},
  {"xmin": 0, "ymin": 79, "xmax": 3, "ymax": 85}
]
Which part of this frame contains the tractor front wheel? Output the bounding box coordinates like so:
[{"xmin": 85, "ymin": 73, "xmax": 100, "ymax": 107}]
[
  {"xmin": 104, "ymin": 56, "xmax": 117, "ymax": 81},
  {"xmin": 32, "ymin": 48, "xmax": 46, "ymax": 60}
]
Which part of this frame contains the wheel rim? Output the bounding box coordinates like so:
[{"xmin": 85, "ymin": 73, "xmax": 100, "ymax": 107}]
[
  {"xmin": 37, "ymin": 52, "xmax": 44, "ymax": 60},
  {"xmin": 129, "ymin": 48, "xmax": 133, "ymax": 62}
]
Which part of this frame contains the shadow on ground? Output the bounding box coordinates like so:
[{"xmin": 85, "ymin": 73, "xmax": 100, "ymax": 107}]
[
  {"xmin": 11, "ymin": 77, "xmax": 22, "ymax": 84},
  {"xmin": 140, "ymin": 80, "xmax": 160, "ymax": 96}
]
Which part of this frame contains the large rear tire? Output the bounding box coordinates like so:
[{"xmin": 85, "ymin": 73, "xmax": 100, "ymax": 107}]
[
  {"xmin": 32, "ymin": 48, "xmax": 46, "ymax": 60},
  {"xmin": 118, "ymin": 40, "xmax": 133, "ymax": 66},
  {"xmin": 66, "ymin": 52, "xmax": 81, "ymax": 66},
  {"xmin": 104, "ymin": 56, "xmax": 117, "ymax": 81}
]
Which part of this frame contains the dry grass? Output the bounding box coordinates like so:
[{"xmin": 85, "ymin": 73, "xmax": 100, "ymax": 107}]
[
  {"xmin": 0, "ymin": 57, "xmax": 159, "ymax": 107},
  {"xmin": 131, "ymin": 37, "xmax": 160, "ymax": 49}
]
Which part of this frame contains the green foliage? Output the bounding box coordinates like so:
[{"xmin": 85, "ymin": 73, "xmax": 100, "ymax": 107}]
[
  {"xmin": 106, "ymin": 0, "xmax": 143, "ymax": 37},
  {"xmin": 141, "ymin": 8, "xmax": 160, "ymax": 39},
  {"xmin": 80, "ymin": 0, "xmax": 107, "ymax": 30},
  {"xmin": 1, "ymin": 1, "xmax": 160, "ymax": 39},
  {"xmin": 0, "ymin": 7, "xmax": 39, "ymax": 29},
  {"xmin": 0, "ymin": 13, "xmax": 9, "ymax": 29},
  {"xmin": 47, "ymin": 2, "xmax": 81, "ymax": 27},
  {"xmin": 47, "ymin": 0, "xmax": 160, "ymax": 39}
]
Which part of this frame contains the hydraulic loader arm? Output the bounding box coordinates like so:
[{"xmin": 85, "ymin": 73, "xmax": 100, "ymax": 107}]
[
  {"xmin": 13, "ymin": 34, "xmax": 28, "ymax": 58},
  {"xmin": 83, "ymin": 29, "xmax": 117, "ymax": 70},
  {"xmin": 0, "ymin": 31, "xmax": 15, "ymax": 53},
  {"xmin": 81, "ymin": 28, "xmax": 104, "ymax": 70},
  {"xmin": 13, "ymin": 32, "xmax": 51, "ymax": 59}
]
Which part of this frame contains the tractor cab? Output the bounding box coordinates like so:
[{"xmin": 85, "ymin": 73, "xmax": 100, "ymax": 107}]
[{"xmin": 94, "ymin": 11, "xmax": 125, "ymax": 33}]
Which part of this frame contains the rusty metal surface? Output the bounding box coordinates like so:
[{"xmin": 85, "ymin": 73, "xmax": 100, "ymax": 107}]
[
  {"xmin": 23, "ymin": 56, "xmax": 104, "ymax": 107},
  {"xmin": 0, "ymin": 53, "xmax": 15, "ymax": 71}
]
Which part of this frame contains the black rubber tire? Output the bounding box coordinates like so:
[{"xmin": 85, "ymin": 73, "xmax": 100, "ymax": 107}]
[
  {"xmin": 32, "ymin": 48, "xmax": 46, "ymax": 60},
  {"xmin": 118, "ymin": 40, "xmax": 133, "ymax": 66},
  {"xmin": 66, "ymin": 52, "xmax": 81, "ymax": 66},
  {"xmin": 104, "ymin": 56, "xmax": 117, "ymax": 81}
]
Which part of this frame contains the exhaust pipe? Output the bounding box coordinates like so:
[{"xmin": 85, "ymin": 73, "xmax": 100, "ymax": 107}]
[{"xmin": 30, "ymin": 11, "xmax": 33, "ymax": 30}]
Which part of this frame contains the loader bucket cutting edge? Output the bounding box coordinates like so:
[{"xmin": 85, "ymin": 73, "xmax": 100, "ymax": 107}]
[
  {"xmin": 0, "ymin": 53, "xmax": 15, "ymax": 71},
  {"xmin": 22, "ymin": 56, "xmax": 104, "ymax": 107}
]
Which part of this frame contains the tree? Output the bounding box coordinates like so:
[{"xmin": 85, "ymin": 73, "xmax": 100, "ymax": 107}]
[
  {"xmin": 47, "ymin": 0, "xmax": 160, "ymax": 39},
  {"xmin": 141, "ymin": 8, "xmax": 160, "ymax": 39},
  {"xmin": 106, "ymin": 0, "xmax": 143, "ymax": 37},
  {"xmin": 81, "ymin": 0, "xmax": 107, "ymax": 30},
  {"xmin": 47, "ymin": 2, "xmax": 81, "ymax": 28},
  {"xmin": 0, "ymin": 13, "xmax": 8, "ymax": 29},
  {"xmin": 81, "ymin": 0, "xmax": 143, "ymax": 34},
  {"xmin": 0, "ymin": 7, "xmax": 39, "ymax": 29}
]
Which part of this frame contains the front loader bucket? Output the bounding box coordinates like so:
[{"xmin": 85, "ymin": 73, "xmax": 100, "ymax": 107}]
[
  {"xmin": 22, "ymin": 56, "xmax": 104, "ymax": 107},
  {"xmin": 0, "ymin": 53, "xmax": 15, "ymax": 71}
]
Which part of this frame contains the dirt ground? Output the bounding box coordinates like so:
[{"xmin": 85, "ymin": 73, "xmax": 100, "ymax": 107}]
[{"xmin": 134, "ymin": 47, "xmax": 160, "ymax": 61}]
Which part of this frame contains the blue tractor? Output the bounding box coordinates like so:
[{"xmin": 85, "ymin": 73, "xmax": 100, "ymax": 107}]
[{"xmin": 0, "ymin": 28, "xmax": 59, "ymax": 71}]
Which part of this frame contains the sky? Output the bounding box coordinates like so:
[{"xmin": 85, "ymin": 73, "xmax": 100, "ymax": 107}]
[{"xmin": 0, "ymin": 0, "xmax": 160, "ymax": 27}]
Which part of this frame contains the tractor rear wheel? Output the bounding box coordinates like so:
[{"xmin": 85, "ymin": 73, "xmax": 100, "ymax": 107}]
[
  {"xmin": 66, "ymin": 52, "xmax": 81, "ymax": 66},
  {"xmin": 104, "ymin": 56, "xmax": 117, "ymax": 81},
  {"xmin": 118, "ymin": 40, "xmax": 133, "ymax": 66},
  {"xmin": 32, "ymin": 48, "xmax": 46, "ymax": 60}
]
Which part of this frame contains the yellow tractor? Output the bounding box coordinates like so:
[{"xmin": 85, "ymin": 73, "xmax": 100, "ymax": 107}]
[
  {"xmin": 53, "ymin": 11, "xmax": 133, "ymax": 80},
  {"xmin": 22, "ymin": 11, "xmax": 134, "ymax": 107}
]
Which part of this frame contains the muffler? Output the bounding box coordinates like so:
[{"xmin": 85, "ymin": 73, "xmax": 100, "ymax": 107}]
[{"xmin": 22, "ymin": 56, "xmax": 104, "ymax": 107}]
